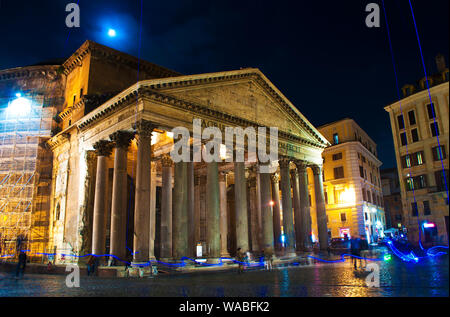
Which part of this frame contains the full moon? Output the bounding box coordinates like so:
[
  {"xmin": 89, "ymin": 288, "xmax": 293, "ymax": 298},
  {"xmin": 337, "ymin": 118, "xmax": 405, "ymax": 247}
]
[{"xmin": 108, "ymin": 29, "xmax": 116, "ymax": 37}]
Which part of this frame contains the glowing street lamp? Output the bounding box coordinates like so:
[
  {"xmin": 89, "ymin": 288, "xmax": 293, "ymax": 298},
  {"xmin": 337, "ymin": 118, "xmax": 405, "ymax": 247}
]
[{"xmin": 8, "ymin": 94, "xmax": 31, "ymax": 117}]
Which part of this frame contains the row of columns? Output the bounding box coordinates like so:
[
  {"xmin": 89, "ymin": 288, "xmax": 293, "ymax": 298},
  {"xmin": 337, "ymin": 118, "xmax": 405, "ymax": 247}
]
[{"xmin": 90, "ymin": 120, "xmax": 329, "ymax": 265}]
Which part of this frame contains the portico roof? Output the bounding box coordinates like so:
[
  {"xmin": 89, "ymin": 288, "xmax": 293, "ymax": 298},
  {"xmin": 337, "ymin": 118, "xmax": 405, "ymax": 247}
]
[{"xmin": 74, "ymin": 68, "xmax": 330, "ymax": 149}]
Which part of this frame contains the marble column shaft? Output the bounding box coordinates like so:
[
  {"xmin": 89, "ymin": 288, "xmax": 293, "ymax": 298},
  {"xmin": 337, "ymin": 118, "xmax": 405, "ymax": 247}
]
[
  {"xmin": 248, "ymin": 169, "xmax": 260, "ymax": 253},
  {"xmin": 291, "ymin": 169, "xmax": 302, "ymax": 251},
  {"xmin": 206, "ymin": 161, "xmax": 221, "ymax": 261},
  {"xmin": 109, "ymin": 131, "xmax": 134, "ymax": 261},
  {"xmin": 234, "ymin": 161, "xmax": 249, "ymax": 252},
  {"xmin": 172, "ymin": 161, "xmax": 188, "ymax": 259},
  {"xmin": 271, "ymin": 173, "xmax": 282, "ymax": 252},
  {"xmin": 280, "ymin": 160, "xmax": 295, "ymax": 254},
  {"xmin": 132, "ymin": 120, "xmax": 154, "ymax": 263},
  {"xmin": 187, "ymin": 162, "xmax": 195, "ymax": 258},
  {"xmin": 312, "ymin": 165, "xmax": 328, "ymax": 251},
  {"xmin": 259, "ymin": 168, "xmax": 274, "ymax": 252},
  {"xmin": 160, "ymin": 154, "xmax": 173, "ymax": 259},
  {"xmin": 219, "ymin": 172, "xmax": 229, "ymax": 257},
  {"xmin": 297, "ymin": 162, "xmax": 312, "ymax": 250},
  {"xmin": 92, "ymin": 140, "xmax": 113, "ymax": 256}
]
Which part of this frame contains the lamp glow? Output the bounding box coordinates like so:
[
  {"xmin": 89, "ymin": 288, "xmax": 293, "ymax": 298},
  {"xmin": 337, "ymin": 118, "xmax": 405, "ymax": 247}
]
[
  {"xmin": 8, "ymin": 95, "xmax": 31, "ymax": 117},
  {"xmin": 423, "ymin": 222, "xmax": 435, "ymax": 228}
]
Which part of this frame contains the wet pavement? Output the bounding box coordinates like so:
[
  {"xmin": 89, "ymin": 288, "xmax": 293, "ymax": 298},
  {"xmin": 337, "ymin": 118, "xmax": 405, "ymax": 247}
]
[{"xmin": 0, "ymin": 255, "xmax": 448, "ymax": 297}]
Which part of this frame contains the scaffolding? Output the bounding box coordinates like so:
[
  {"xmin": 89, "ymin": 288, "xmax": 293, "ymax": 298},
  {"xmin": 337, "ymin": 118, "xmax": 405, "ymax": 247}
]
[{"xmin": 0, "ymin": 93, "xmax": 54, "ymax": 260}]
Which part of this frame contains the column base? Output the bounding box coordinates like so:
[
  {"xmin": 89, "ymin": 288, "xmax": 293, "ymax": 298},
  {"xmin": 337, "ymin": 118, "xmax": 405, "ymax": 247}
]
[{"xmin": 220, "ymin": 252, "xmax": 231, "ymax": 259}]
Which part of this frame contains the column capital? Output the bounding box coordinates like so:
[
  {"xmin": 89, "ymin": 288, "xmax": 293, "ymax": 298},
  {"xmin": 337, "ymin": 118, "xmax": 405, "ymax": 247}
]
[
  {"xmin": 85, "ymin": 150, "xmax": 97, "ymax": 163},
  {"xmin": 110, "ymin": 130, "xmax": 135, "ymax": 149},
  {"xmin": 132, "ymin": 119, "xmax": 156, "ymax": 137},
  {"xmin": 93, "ymin": 140, "xmax": 113, "ymax": 157},
  {"xmin": 161, "ymin": 154, "xmax": 173, "ymax": 167},
  {"xmin": 310, "ymin": 164, "xmax": 323, "ymax": 175},
  {"xmin": 270, "ymin": 173, "xmax": 280, "ymax": 184},
  {"xmin": 278, "ymin": 157, "xmax": 291, "ymax": 169},
  {"xmin": 294, "ymin": 160, "xmax": 309, "ymax": 172}
]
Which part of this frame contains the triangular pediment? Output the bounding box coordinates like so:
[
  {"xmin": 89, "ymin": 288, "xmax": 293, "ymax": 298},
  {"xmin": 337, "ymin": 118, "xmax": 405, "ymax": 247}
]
[{"xmin": 141, "ymin": 69, "xmax": 329, "ymax": 147}]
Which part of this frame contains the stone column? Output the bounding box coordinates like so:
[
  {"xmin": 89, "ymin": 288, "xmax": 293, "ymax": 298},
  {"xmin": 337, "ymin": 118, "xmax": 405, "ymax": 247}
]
[
  {"xmin": 271, "ymin": 173, "xmax": 282, "ymax": 252},
  {"xmin": 248, "ymin": 167, "xmax": 260, "ymax": 253},
  {"xmin": 297, "ymin": 160, "xmax": 312, "ymax": 250},
  {"xmin": 290, "ymin": 168, "xmax": 302, "ymax": 251},
  {"xmin": 279, "ymin": 159, "xmax": 295, "ymax": 256},
  {"xmin": 259, "ymin": 165, "xmax": 274, "ymax": 253},
  {"xmin": 109, "ymin": 130, "xmax": 134, "ymax": 263},
  {"xmin": 219, "ymin": 171, "xmax": 230, "ymax": 257},
  {"xmin": 312, "ymin": 164, "xmax": 328, "ymax": 251},
  {"xmin": 206, "ymin": 161, "xmax": 221, "ymax": 263},
  {"xmin": 172, "ymin": 161, "xmax": 188, "ymax": 260},
  {"xmin": 132, "ymin": 120, "xmax": 154, "ymax": 263},
  {"xmin": 160, "ymin": 154, "xmax": 173, "ymax": 260},
  {"xmin": 187, "ymin": 162, "xmax": 195, "ymax": 258},
  {"xmin": 194, "ymin": 175, "xmax": 201, "ymax": 252},
  {"xmin": 234, "ymin": 161, "xmax": 249, "ymax": 252},
  {"xmin": 149, "ymin": 161, "xmax": 157, "ymax": 260},
  {"xmin": 92, "ymin": 140, "xmax": 113, "ymax": 256}
]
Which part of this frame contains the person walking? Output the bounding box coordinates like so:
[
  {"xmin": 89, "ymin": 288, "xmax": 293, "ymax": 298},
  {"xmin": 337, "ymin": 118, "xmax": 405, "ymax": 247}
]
[
  {"xmin": 265, "ymin": 248, "xmax": 274, "ymax": 271},
  {"xmin": 350, "ymin": 236, "xmax": 361, "ymax": 270},
  {"xmin": 15, "ymin": 250, "xmax": 27, "ymax": 279},
  {"xmin": 236, "ymin": 248, "xmax": 245, "ymax": 274},
  {"xmin": 86, "ymin": 254, "xmax": 95, "ymax": 276},
  {"xmin": 359, "ymin": 235, "xmax": 369, "ymax": 268}
]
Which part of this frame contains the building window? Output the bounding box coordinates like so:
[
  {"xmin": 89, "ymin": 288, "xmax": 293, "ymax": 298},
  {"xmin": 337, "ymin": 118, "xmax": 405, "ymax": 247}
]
[
  {"xmin": 72, "ymin": 95, "xmax": 76, "ymax": 106},
  {"xmin": 340, "ymin": 213, "xmax": 347, "ymax": 222},
  {"xmin": 411, "ymin": 128, "xmax": 419, "ymax": 142},
  {"xmin": 333, "ymin": 166, "xmax": 344, "ymax": 179},
  {"xmin": 411, "ymin": 202, "xmax": 418, "ymax": 217},
  {"xmin": 308, "ymin": 194, "xmax": 312, "ymax": 207},
  {"xmin": 406, "ymin": 175, "xmax": 427, "ymax": 191},
  {"xmin": 401, "ymin": 155, "xmax": 411, "ymax": 168},
  {"xmin": 426, "ymin": 103, "xmax": 436, "ymax": 119},
  {"xmin": 430, "ymin": 122, "xmax": 440, "ymax": 137},
  {"xmin": 435, "ymin": 170, "xmax": 449, "ymax": 192},
  {"xmin": 432, "ymin": 146, "xmax": 446, "ymax": 161},
  {"xmin": 406, "ymin": 177, "xmax": 414, "ymax": 191},
  {"xmin": 359, "ymin": 166, "xmax": 364, "ymax": 178},
  {"xmin": 408, "ymin": 110, "xmax": 416, "ymax": 125},
  {"xmin": 324, "ymin": 191, "xmax": 328, "ymax": 204},
  {"xmin": 80, "ymin": 88, "xmax": 84, "ymax": 98},
  {"xmin": 416, "ymin": 151, "xmax": 424, "ymax": 165},
  {"xmin": 364, "ymin": 212, "xmax": 368, "ymax": 221},
  {"xmin": 400, "ymin": 132, "xmax": 407, "ymax": 146},
  {"xmin": 362, "ymin": 188, "xmax": 367, "ymax": 201},
  {"xmin": 368, "ymin": 191, "xmax": 372, "ymax": 204},
  {"xmin": 423, "ymin": 201, "xmax": 431, "ymax": 215},
  {"xmin": 333, "ymin": 133, "xmax": 339, "ymax": 145},
  {"xmin": 332, "ymin": 152, "xmax": 342, "ymax": 161},
  {"xmin": 397, "ymin": 115, "xmax": 405, "ymax": 129}
]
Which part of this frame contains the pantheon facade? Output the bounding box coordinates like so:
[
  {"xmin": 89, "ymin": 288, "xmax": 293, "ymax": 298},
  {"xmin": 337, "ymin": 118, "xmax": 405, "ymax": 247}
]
[{"xmin": 33, "ymin": 41, "xmax": 330, "ymax": 264}]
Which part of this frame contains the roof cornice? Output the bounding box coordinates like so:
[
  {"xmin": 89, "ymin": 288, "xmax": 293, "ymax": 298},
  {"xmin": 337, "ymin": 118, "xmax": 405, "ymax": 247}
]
[{"xmin": 75, "ymin": 69, "xmax": 329, "ymax": 147}]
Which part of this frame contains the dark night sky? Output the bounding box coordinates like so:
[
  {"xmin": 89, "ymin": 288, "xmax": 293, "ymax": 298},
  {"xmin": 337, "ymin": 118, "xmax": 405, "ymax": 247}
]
[{"xmin": 0, "ymin": 1, "xmax": 448, "ymax": 168}]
